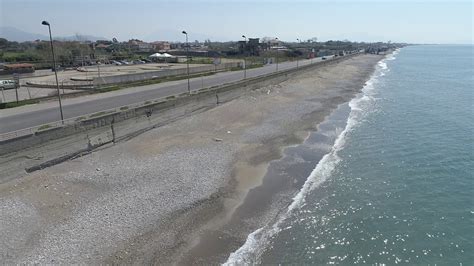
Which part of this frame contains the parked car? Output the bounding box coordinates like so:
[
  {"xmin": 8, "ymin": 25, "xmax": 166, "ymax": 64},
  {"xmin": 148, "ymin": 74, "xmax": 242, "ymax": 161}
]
[
  {"xmin": 322, "ymin": 57, "xmax": 326, "ymax": 60},
  {"xmin": 51, "ymin": 65, "xmax": 63, "ymax": 71},
  {"xmin": 0, "ymin": 80, "xmax": 16, "ymax": 90},
  {"xmin": 111, "ymin": 60, "xmax": 122, "ymax": 65},
  {"xmin": 142, "ymin": 59, "xmax": 152, "ymax": 63}
]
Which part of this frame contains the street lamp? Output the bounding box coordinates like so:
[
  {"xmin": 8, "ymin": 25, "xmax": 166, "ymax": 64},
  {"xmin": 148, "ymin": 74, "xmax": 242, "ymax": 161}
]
[
  {"xmin": 275, "ymin": 37, "xmax": 279, "ymax": 72},
  {"xmin": 42, "ymin": 20, "xmax": 64, "ymax": 122},
  {"xmin": 296, "ymin": 38, "xmax": 300, "ymax": 69},
  {"xmin": 242, "ymin": 35, "xmax": 247, "ymax": 79},
  {"xmin": 182, "ymin": 30, "xmax": 190, "ymax": 94}
]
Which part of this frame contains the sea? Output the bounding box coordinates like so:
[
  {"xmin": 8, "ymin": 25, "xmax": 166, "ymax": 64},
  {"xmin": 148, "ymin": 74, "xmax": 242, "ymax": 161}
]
[{"xmin": 225, "ymin": 45, "xmax": 473, "ymax": 265}]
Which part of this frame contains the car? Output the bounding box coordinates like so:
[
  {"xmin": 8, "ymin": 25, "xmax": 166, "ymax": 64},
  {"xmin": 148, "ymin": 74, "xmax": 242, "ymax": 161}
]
[
  {"xmin": 0, "ymin": 80, "xmax": 16, "ymax": 90},
  {"xmin": 51, "ymin": 65, "xmax": 63, "ymax": 71},
  {"xmin": 142, "ymin": 59, "xmax": 152, "ymax": 63},
  {"xmin": 111, "ymin": 60, "xmax": 122, "ymax": 65},
  {"xmin": 322, "ymin": 57, "xmax": 326, "ymax": 60}
]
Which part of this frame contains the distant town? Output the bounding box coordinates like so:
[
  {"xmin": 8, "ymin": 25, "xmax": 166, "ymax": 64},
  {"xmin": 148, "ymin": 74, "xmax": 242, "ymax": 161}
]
[{"xmin": 0, "ymin": 36, "xmax": 401, "ymax": 73}]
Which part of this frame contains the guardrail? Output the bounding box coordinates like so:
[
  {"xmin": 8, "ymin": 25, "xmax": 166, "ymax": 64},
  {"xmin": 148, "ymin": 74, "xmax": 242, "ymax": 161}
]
[{"xmin": 25, "ymin": 80, "xmax": 94, "ymax": 89}]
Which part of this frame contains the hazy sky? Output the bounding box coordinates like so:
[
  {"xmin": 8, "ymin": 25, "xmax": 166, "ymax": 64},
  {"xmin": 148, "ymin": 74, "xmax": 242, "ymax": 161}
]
[{"xmin": 1, "ymin": 0, "xmax": 472, "ymax": 43}]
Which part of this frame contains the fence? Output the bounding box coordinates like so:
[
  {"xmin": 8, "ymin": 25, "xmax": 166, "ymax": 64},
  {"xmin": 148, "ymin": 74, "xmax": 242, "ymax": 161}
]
[{"xmin": 93, "ymin": 62, "xmax": 241, "ymax": 87}]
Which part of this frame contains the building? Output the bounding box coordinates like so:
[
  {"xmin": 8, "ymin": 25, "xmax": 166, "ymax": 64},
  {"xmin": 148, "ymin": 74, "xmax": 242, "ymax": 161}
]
[
  {"xmin": 128, "ymin": 39, "xmax": 153, "ymax": 52},
  {"xmin": 1, "ymin": 63, "xmax": 35, "ymax": 74},
  {"xmin": 95, "ymin": 43, "xmax": 111, "ymax": 50},
  {"xmin": 266, "ymin": 38, "xmax": 280, "ymax": 48},
  {"xmin": 238, "ymin": 38, "xmax": 262, "ymax": 56},
  {"xmin": 151, "ymin": 41, "xmax": 171, "ymax": 51}
]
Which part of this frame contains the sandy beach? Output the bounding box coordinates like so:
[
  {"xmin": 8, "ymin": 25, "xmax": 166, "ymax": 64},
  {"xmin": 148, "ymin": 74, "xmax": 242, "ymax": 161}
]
[{"xmin": 0, "ymin": 54, "xmax": 383, "ymax": 264}]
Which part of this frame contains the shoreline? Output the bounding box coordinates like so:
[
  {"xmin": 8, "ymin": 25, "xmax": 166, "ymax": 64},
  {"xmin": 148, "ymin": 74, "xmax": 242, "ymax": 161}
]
[
  {"xmin": 0, "ymin": 54, "xmax": 384, "ymax": 264},
  {"xmin": 174, "ymin": 54, "xmax": 387, "ymax": 264}
]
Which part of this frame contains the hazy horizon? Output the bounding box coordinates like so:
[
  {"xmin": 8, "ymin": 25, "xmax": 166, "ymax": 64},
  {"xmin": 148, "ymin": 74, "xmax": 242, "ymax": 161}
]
[{"xmin": 1, "ymin": 0, "xmax": 473, "ymax": 44}]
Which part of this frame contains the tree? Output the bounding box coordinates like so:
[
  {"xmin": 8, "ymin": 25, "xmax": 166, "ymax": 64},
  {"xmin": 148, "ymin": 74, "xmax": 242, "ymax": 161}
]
[{"xmin": 0, "ymin": 38, "xmax": 8, "ymax": 49}]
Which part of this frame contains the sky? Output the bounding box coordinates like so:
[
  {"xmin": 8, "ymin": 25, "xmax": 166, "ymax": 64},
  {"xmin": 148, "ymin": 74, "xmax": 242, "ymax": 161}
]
[{"xmin": 0, "ymin": 0, "xmax": 472, "ymax": 44}]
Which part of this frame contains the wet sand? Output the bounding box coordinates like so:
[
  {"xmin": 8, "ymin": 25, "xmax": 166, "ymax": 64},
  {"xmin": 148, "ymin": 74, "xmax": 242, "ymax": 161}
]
[{"xmin": 0, "ymin": 54, "xmax": 383, "ymax": 264}]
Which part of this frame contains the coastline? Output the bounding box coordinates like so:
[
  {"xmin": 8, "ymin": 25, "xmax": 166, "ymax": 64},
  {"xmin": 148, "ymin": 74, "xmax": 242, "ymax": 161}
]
[{"xmin": 0, "ymin": 54, "xmax": 384, "ymax": 264}]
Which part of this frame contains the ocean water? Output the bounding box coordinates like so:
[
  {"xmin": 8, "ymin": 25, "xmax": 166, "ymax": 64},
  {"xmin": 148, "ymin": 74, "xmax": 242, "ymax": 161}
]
[{"xmin": 226, "ymin": 45, "xmax": 473, "ymax": 264}]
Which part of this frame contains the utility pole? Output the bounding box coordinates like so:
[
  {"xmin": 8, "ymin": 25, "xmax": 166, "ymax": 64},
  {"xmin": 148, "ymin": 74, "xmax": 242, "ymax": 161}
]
[
  {"xmin": 97, "ymin": 58, "xmax": 101, "ymax": 78},
  {"xmin": 275, "ymin": 37, "xmax": 279, "ymax": 71},
  {"xmin": 14, "ymin": 73, "xmax": 19, "ymax": 104},
  {"xmin": 242, "ymin": 35, "xmax": 247, "ymax": 79},
  {"xmin": 296, "ymin": 38, "xmax": 300, "ymax": 69},
  {"xmin": 42, "ymin": 20, "xmax": 64, "ymax": 123},
  {"xmin": 182, "ymin": 30, "xmax": 190, "ymax": 94}
]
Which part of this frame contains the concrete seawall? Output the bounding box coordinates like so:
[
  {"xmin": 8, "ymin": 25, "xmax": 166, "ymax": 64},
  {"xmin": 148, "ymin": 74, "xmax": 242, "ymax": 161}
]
[{"xmin": 0, "ymin": 54, "xmax": 358, "ymax": 181}]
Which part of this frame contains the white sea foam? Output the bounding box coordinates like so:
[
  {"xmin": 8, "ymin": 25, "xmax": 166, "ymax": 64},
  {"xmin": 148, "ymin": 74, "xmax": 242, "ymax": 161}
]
[
  {"xmin": 223, "ymin": 51, "xmax": 396, "ymax": 265},
  {"xmin": 386, "ymin": 48, "xmax": 400, "ymax": 61}
]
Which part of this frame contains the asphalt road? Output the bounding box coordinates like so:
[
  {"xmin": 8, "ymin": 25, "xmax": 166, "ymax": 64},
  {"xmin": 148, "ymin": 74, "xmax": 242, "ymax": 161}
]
[{"xmin": 0, "ymin": 56, "xmax": 332, "ymax": 134}]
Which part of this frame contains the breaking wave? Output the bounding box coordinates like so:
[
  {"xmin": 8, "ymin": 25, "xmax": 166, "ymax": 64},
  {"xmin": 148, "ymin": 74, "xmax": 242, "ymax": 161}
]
[{"xmin": 223, "ymin": 51, "xmax": 396, "ymax": 265}]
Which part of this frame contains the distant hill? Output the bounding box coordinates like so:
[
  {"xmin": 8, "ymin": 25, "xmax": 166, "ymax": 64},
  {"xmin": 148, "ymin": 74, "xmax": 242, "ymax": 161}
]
[
  {"xmin": 0, "ymin": 26, "xmax": 107, "ymax": 42},
  {"xmin": 0, "ymin": 26, "xmax": 48, "ymax": 42}
]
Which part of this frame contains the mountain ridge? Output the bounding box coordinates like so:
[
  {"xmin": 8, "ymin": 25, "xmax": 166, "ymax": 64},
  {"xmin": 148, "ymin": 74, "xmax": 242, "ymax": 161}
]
[{"xmin": 0, "ymin": 26, "xmax": 106, "ymax": 42}]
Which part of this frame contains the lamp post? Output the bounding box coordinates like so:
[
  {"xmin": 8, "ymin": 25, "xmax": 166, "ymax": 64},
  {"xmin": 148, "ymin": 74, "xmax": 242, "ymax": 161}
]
[
  {"xmin": 182, "ymin": 30, "xmax": 190, "ymax": 94},
  {"xmin": 42, "ymin": 20, "xmax": 64, "ymax": 123},
  {"xmin": 242, "ymin": 35, "xmax": 247, "ymax": 79},
  {"xmin": 296, "ymin": 38, "xmax": 300, "ymax": 69},
  {"xmin": 275, "ymin": 37, "xmax": 279, "ymax": 72}
]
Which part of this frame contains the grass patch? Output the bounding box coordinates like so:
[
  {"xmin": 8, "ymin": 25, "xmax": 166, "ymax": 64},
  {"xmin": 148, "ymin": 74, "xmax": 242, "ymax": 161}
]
[
  {"xmin": 0, "ymin": 99, "xmax": 40, "ymax": 109},
  {"xmin": 97, "ymin": 86, "xmax": 121, "ymax": 93},
  {"xmin": 75, "ymin": 116, "xmax": 86, "ymax": 121},
  {"xmin": 119, "ymin": 106, "xmax": 129, "ymax": 111},
  {"xmin": 144, "ymin": 101, "xmax": 151, "ymax": 105},
  {"xmin": 89, "ymin": 111, "xmax": 108, "ymax": 118},
  {"xmin": 247, "ymin": 63, "xmax": 264, "ymax": 69},
  {"xmin": 188, "ymin": 57, "xmax": 213, "ymax": 64},
  {"xmin": 38, "ymin": 124, "xmax": 52, "ymax": 131}
]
